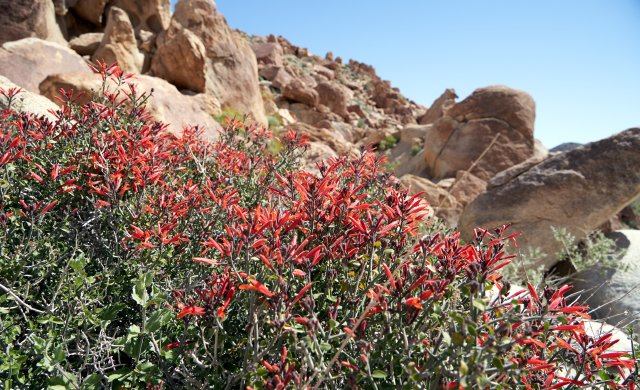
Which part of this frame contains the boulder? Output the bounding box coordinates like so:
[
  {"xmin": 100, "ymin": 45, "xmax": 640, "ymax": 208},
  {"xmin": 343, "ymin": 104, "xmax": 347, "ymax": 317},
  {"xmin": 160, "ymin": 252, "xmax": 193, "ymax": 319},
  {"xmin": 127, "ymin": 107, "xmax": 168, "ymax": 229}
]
[
  {"xmin": 288, "ymin": 122, "xmax": 356, "ymax": 157},
  {"xmin": 417, "ymin": 88, "xmax": 457, "ymax": 125},
  {"xmin": 69, "ymin": 32, "xmax": 104, "ymax": 56},
  {"xmin": 0, "ymin": 75, "xmax": 59, "ymax": 120},
  {"xmin": 399, "ymin": 174, "xmax": 462, "ymax": 226},
  {"xmin": 172, "ymin": 0, "xmax": 266, "ymax": 125},
  {"xmin": 150, "ymin": 20, "xmax": 208, "ymax": 93},
  {"xmin": 459, "ymin": 128, "xmax": 640, "ymax": 270},
  {"xmin": 283, "ymin": 79, "xmax": 319, "ymax": 107},
  {"xmin": 569, "ymin": 230, "xmax": 640, "ymax": 334},
  {"xmin": 0, "ymin": 38, "xmax": 90, "ymax": 93},
  {"xmin": 39, "ymin": 72, "xmax": 222, "ymax": 138},
  {"xmin": 449, "ymin": 171, "xmax": 487, "ymax": 207},
  {"xmin": 251, "ymin": 42, "xmax": 283, "ymax": 67},
  {"xmin": 0, "ymin": 0, "xmax": 66, "ymax": 46},
  {"xmin": 109, "ymin": 0, "xmax": 171, "ymax": 33},
  {"xmin": 271, "ymin": 68, "xmax": 295, "ymax": 90},
  {"xmin": 316, "ymin": 82, "xmax": 350, "ymax": 120},
  {"xmin": 423, "ymin": 85, "xmax": 536, "ymax": 181},
  {"xmin": 93, "ymin": 7, "xmax": 144, "ymax": 73},
  {"xmin": 72, "ymin": 0, "xmax": 109, "ymax": 25}
]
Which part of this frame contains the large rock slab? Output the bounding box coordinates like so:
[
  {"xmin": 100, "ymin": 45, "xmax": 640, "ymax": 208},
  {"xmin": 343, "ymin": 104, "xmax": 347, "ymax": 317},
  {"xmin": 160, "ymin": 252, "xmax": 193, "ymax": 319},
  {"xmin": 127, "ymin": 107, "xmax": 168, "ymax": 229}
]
[
  {"xmin": 0, "ymin": 38, "xmax": 90, "ymax": 93},
  {"xmin": 0, "ymin": 75, "xmax": 59, "ymax": 120},
  {"xmin": 40, "ymin": 72, "xmax": 222, "ymax": 138},
  {"xmin": 0, "ymin": 0, "xmax": 66, "ymax": 46},
  {"xmin": 92, "ymin": 7, "xmax": 144, "ymax": 73},
  {"xmin": 109, "ymin": 0, "xmax": 171, "ymax": 33},
  {"xmin": 569, "ymin": 230, "xmax": 640, "ymax": 334},
  {"xmin": 423, "ymin": 85, "xmax": 536, "ymax": 181},
  {"xmin": 171, "ymin": 0, "xmax": 266, "ymax": 125},
  {"xmin": 72, "ymin": 0, "xmax": 109, "ymax": 26},
  {"xmin": 459, "ymin": 128, "xmax": 640, "ymax": 270},
  {"xmin": 150, "ymin": 19, "xmax": 208, "ymax": 93}
]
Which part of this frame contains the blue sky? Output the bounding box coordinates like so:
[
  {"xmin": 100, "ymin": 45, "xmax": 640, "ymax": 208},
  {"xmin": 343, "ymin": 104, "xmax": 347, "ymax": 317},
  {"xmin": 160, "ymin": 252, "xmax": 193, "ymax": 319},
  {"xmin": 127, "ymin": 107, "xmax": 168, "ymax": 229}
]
[{"xmin": 172, "ymin": 1, "xmax": 639, "ymax": 148}]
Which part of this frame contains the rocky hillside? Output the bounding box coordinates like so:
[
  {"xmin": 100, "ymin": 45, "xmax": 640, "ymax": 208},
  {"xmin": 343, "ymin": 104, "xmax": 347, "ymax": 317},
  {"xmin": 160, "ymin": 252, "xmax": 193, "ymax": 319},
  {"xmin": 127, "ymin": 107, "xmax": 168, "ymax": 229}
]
[{"xmin": 1, "ymin": 0, "xmax": 639, "ymax": 330}]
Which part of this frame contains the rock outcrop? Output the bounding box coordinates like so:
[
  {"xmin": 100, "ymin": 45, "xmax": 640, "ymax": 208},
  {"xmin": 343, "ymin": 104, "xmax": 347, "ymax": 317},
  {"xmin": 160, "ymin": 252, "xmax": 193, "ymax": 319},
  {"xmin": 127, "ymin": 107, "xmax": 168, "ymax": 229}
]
[
  {"xmin": 109, "ymin": 0, "xmax": 171, "ymax": 33},
  {"xmin": 0, "ymin": 38, "xmax": 90, "ymax": 93},
  {"xmin": 423, "ymin": 85, "xmax": 536, "ymax": 181},
  {"xmin": 93, "ymin": 7, "xmax": 144, "ymax": 73},
  {"xmin": 417, "ymin": 88, "xmax": 457, "ymax": 125},
  {"xmin": 459, "ymin": 128, "xmax": 640, "ymax": 270},
  {"xmin": 171, "ymin": 0, "xmax": 267, "ymax": 124},
  {"xmin": 150, "ymin": 19, "xmax": 209, "ymax": 93},
  {"xmin": 0, "ymin": 0, "xmax": 66, "ymax": 46},
  {"xmin": 40, "ymin": 72, "xmax": 222, "ymax": 138}
]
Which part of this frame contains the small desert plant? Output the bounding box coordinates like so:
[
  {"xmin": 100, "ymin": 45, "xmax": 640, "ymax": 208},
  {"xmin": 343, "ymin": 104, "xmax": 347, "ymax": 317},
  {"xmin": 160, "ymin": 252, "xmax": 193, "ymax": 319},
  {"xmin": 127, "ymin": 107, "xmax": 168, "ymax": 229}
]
[
  {"xmin": 214, "ymin": 107, "xmax": 244, "ymax": 125},
  {"xmin": 552, "ymin": 227, "xmax": 627, "ymax": 273},
  {"xmin": 267, "ymin": 114, "xmax": 282, "ymax": 130},
  {"xmin": 378, "ymin": 134, "xmax": 398, "ymax": 151}
]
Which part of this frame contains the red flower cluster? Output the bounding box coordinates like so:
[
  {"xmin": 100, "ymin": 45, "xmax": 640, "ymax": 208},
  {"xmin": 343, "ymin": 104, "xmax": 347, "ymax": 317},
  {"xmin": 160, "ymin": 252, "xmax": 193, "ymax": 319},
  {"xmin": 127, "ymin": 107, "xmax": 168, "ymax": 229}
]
[{"xmin": 1, "ymin": 63, "xmax": 636, "ymax": 388}]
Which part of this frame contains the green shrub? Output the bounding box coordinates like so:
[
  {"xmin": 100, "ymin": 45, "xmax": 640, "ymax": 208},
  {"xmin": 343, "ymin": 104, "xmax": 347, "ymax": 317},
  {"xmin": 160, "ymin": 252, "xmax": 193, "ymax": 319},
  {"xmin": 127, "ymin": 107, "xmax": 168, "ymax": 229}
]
[
  {"xmin": 214, "ymin": 107, "xmax": 244, "ymax": 125},
  {"xmin": 378, "ymin": 134, "xmax": 398, "ymax": 151},
  {"xmin": 0, "ymin": 63, "xmax": 637, "ymax": 388}
]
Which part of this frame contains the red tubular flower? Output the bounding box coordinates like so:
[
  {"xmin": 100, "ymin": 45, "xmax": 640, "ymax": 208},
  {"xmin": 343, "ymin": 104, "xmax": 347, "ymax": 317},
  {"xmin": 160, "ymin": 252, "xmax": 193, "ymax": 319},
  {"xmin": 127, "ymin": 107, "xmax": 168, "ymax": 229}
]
[{"xmin": 177, "ymin": 305, "xmax": 206, "ymax": 319}]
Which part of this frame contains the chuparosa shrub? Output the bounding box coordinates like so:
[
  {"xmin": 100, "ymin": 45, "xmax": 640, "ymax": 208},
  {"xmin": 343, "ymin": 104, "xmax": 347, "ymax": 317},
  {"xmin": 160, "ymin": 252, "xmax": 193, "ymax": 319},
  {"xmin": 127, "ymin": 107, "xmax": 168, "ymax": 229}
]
[{"xmin": 0, "ymin": 63, "xmax": 637, "ymax": 389}]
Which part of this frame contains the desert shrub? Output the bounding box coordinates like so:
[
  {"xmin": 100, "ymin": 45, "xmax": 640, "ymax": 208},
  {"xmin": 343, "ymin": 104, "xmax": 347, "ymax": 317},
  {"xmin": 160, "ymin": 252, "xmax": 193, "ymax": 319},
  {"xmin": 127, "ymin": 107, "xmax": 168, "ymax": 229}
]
[
  {"xmin": 267, "ymin": 114, "xmax": 282, "ymax": 130},
  {"xmin": 214, "ymin": 107, "xmax": 244, "ymax": 125},
  {"xmin": 377, "ymin": 135, "xmax": 398, "ymax": 151},
  {"xmin": 0, "ymin": 64, "xmax": 637, "ymax": 389}
]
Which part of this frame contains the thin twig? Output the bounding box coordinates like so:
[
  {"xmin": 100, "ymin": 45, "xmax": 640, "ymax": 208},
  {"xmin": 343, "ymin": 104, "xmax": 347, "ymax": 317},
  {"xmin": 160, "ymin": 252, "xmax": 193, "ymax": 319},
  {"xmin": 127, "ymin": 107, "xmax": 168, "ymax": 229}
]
[{"xmin": 0, "ymin": 281, "xmax": 44, "ymax": 313}]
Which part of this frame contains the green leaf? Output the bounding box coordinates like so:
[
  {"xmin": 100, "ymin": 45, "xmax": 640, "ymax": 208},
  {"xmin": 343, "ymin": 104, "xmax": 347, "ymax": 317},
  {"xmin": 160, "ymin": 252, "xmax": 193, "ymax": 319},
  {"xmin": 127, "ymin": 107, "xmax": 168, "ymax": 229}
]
[
  {"xmin": 83, "ymin": 373, "xmax": 103, "ymax": 386},
  {"xmin": 99, "ymin": 303, "xmax": 126, "ymax": 321},
  {"xmin": 371, "ymin": 370, "xmax": 387, "ymax": 379},
  {"xmin": 146, "ymin": 309, "xmax": 173, "ymax": 333},
  {"xmin": 459, "ymin": 360, "xmax": 469, "ymax": 375},
  {"xmin": 107, "ymin": 368, "xmax": 132, "ymax": 382},
  {"xmin": 132, "ymin": 277, "xmax": 149, "ymax": 307},
  {"xmin": 472, "ymin": 297, "xmax": 485, "ymax": 311}
]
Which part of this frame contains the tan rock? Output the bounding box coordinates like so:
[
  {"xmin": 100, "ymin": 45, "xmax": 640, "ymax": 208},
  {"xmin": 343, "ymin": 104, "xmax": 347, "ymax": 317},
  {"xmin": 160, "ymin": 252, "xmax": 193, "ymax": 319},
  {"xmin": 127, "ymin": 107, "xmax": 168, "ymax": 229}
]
[
  {"xmin": 459, "ymin": 128, "xmax": 640, "ymax": 271},
  {"xmin": 289, "ymin": 122, "xmax": 357, "ymax": 157},
  {"xmin": 72, "ymin": 0, "xmax": 109, "ymax": 25},
  {"xmin": 423, "ymin": 85, "xmax": 536, "ymax": 181},
  {"xmin": 251, "ymin": 42, "xmax": 283, "ymax": 66},
  {"xmin": 0, "ymin": 0, "xmax": 66, "ymax": 46},
  {"xmin": 109, "ymin": 0, "xmax": 171, "ymax": 33},
  {"xmin": 316, "ymin": 82, "xmax": 350, "ymax": 120},
  {"xmin": 448, "ymin": 170, "xmax": 487, "ymax": 207},
  {"xmin": 173, "ymin": 0, "xmax": 266, "ymax": 125},
  {"xmin": 0, "ymin": 38, "xmax": 90, "ymax": 93},
  {"xmin": 418, "ymin": 88, "xmax": 457, "ymax": 125},
  {"xmin": 150, "ymin": 20, "xmax": 207, "ymax": 92},
  {"xmin": 283, "ymin": 79, "xmax": 319, "ymax": 106},
  {"xmin": 0, "ymin": 75, "xmax": 59, "ymax": 120},
  {"xmin": 40, "ymin": 72, "xmax": 222, "ymax": 138},
  {"xmin": 93, "ymin": 7, "xmax": 144, "ymax": 73},
  {"xmin": 69, "ymin": 32, "xmax": 104, "ymax": 56},
  {"xmin": 271, "ymin": 68, "xmax": 295, "ymax": 90}
]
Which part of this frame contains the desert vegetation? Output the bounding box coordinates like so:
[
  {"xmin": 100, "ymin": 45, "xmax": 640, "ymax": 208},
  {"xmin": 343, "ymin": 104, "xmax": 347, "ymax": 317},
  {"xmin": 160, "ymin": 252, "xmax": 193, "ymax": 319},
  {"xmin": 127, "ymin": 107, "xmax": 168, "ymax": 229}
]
[{"xmin": 0, "ymin": 64, "xmax": 637, "ymax": 389}]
